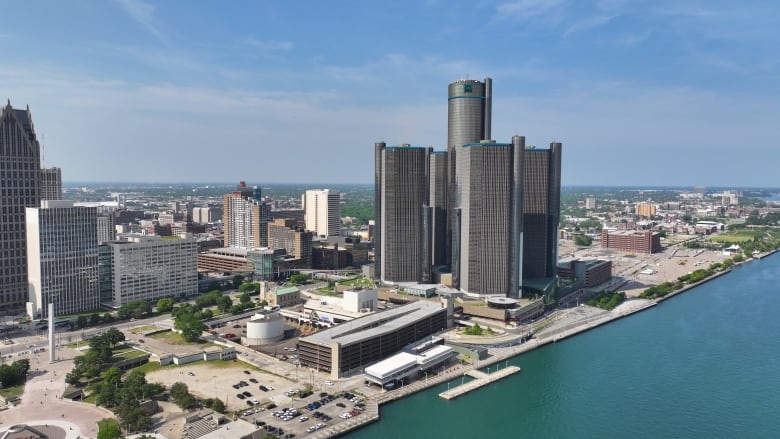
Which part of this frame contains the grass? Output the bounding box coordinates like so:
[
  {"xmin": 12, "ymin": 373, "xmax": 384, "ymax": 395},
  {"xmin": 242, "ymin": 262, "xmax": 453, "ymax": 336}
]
[
  {"xmin": 97, "ymin": 418, "xmax": 120, "ymax": 434},
  {"xmin": 149, "ymin": 330, "xmax": 217, "ymax": 347},
  {"xmin": 113, "ymin": 348, "xmax": 148, "ymax": 360},
  {"xmin": 129, "ymin": 324, "xmax": 160, "ymax": 334},
  {"xmin": 0, "ymin": 383, "xmax": 24, "ymax": 401}
]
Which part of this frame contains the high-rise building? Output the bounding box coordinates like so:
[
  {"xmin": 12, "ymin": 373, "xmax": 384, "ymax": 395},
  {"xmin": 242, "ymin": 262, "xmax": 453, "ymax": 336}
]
[
  {"xmin": 223, "ymin": 182, "xmax": 269, "ymax": 248},
  {"xmin": 26, "ymin": 201, "xmax": 99, "ymax": 317},
  {"xmin": 428, "ymin": 151, "xmax": 448, "ymax": 268},
  {"xmin": 268, "ymin": 218, "xmax": 313, "ymax": 267},
  {"xmin": 97, "ymin": 211, "xmax": 116, "ymax": 244},
  {"xmin": 453, "ymin": 138, "xmax": 525, "ymax": 296},
  {"xmin": 374, "ymin": 143, "xmax": 429, "ymax": 283},
  {"xmin": 102, "ymin": 235, "xmax": 197, "ymax": 307},
  {"xmin": 0, "ymin": 102, "xmax": 41, "ymax": 311},
  {"xmin": 303, "ymin": 189, "xmax": 341, "ymax": 238},
  {"xmin": 40, "ymin": 167, "xmax": 62, "ymax": 200},
  {"xmin": 522, "ymin": 142, "xmax": 562, "ymax": 281}
]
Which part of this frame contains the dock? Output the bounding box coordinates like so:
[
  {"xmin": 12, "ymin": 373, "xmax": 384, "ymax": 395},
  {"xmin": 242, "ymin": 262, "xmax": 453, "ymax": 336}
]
[{"xmin": 438, "ymin": 366, "xmax": 521, "ymax": 400}]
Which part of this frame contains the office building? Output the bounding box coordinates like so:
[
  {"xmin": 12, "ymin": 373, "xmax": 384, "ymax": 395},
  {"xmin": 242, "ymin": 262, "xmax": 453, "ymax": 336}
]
[
  {"xmin": 522, "ymin": 142, "xmax": 562, "ymax": 282},
  {"xmin": 374, "ymin": 143, "xmax": 429, "ymax": 284},
  {"xmin": 97, "ymin": 212, "xmax": 116, "ymax": 244},
  {"xmin": 600, "ymin": 229, "xmax": 661, "ymax": 254},
  {"xmin": 268, "ymin": 218, "xmax": 313, "ymax": 267},
  {"xmin": 40, "ymin": 167, "xmax": 62, "ymax": 200},
  {"xmin": 454, "ymin": 138, "xmax": 525, "ymax": 296},
  {"xmin": 0, "ymin": 102, "xmax": 41, "ymax": 311},
  {"xmin": 26, "ymin": 201, "xmax": 99, "ymax": 317},
  {"xmin": 428, "ymin": 151, "xmax": 448, "ymax": 268},
  {"xmin": 103, "ymin": 235, "xmax": 197, "ymax": 307},
  {"xmin": 223, "ymin": 182, "xmax": 270, "ymax": 248},
  {"xmin": 303, "ymin": 189, "xmax": 341, "ymax": 238},
  {"xmin": 635, "ymin": 203, "xmax": 656, "ymax": 217}
]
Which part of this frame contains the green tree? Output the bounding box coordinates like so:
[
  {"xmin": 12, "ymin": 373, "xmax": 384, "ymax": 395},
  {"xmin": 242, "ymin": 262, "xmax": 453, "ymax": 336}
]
[
  {"xmin": 97, "ymin": 418, "xmax": 122, "ymax": 439},
  {"xmin": 76, "ymin": 315, "xmax": 88, "ymax": 329},
  {"xmin": 573, "ymin": 235, "xmax": 592, "ymax": 246},
  {"xmin": 216, "ymin": 295, "xmax": 232, "ymax": 313},
  {"xmin": 290, "ymin": 273, "xmax": 308, "ymax": 285},
  {"xmin": 210, "ymin": 398, "xmax": 226, "ymax": 413},
  {"xmin": 103, "ymin": 367, "xmax": 122, "ymax": 388},
  {"xmin": 174, "ymin": 313, "xmax": 206, "ymax": 342},
  {"xmin": 89, "ymin": 313, "xmax": 102, "ymax": 326},
  {"xmin": 156, "ymin": 297, "xmax": 174, "ymax": 313},
  {"xmin": 239, "ymin": 292, "xmax": 251, "ymax": 304}
]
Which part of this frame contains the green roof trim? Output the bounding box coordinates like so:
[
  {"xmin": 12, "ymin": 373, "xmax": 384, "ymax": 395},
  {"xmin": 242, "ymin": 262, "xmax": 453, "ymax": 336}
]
[{"xmin": 276, "ymin": 286, "xmax": 300, "ymax": 295}]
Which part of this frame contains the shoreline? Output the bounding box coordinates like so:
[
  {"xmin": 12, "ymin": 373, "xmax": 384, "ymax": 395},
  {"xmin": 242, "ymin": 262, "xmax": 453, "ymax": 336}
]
[{"xmin": 323, "ymin": 249, "xmax": 778, "ymax": 438}]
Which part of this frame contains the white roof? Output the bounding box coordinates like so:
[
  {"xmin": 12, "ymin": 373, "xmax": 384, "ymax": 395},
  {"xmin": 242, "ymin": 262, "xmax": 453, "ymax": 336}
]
[{"xmin": 364, "ymin": 352, "xmax": 418, "ymax": 379}]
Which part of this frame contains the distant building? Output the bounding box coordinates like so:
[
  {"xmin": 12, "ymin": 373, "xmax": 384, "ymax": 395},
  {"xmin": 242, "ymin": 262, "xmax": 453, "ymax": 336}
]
[
  {"xmin": 261, "ymin": 285, "xmax": 300, "ymax": 308},
  {"xmin": 268, "ymin": 218, "xmax": 313, "ymax": 267},
  {"xmin": 636, "ymin": 203, "xmax": 657, "ymax": 217},
  {"xmin": 223, "ymin": 182, "xmax": 269, "ymax": 248},
  {"xmin": 303, "ymin": 189, "xmax": 341, "ymax": 238},
  {"xmin": 585, "ymin": 197, "xmax": 596, "ymax": 209},
  {"xmin": 102, "ymin": 235, "xmax": 197, "ymax": 307},
  {"xmin": 40, "ymin": 166, "xmax": 62, "ymax": 200},
  {"xmin": 197, "ymin": 247, "xmax": 254, "ymax": 274},
  {"xmin": 97, "ymin": 211, "xmax": 116, "ymax": 244},
  {"xmin": 600, "ymin": 229, "xmax": 661, "ymax": 254},
  {"xmin": 26, "ymin": 201, "xmax": 99, "ymax": 317},
  {"xmin": 558, "ymin": 259, "xmax": 612, "ymax": 288}
]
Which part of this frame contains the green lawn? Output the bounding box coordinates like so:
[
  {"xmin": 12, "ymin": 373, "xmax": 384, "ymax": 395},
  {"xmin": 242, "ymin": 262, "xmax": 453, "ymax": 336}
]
[
  {"xmin": 0, "ymin": 383, "xmax": 24, "ymax": 401},
  {"xmin": 710, "ymin": 234, "xmax": 757, "ymax": 243},
  {"xmin": 112, "ymin": 348, "xmax": 148, "ymax": 360},
  {"xmin": 129, "ymin": 324, "xmax": 161, "ymax": 334},
  {"xmin": 148, "ymin": 330, "xmax": 217, "ymax": 347}
]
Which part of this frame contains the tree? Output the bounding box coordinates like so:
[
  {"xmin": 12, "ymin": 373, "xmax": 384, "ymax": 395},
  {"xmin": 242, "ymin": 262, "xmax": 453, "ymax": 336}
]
[
  {"xmin": 573, "ymin": 235, "xmax": 592, "ymax": 246},
  {"xmin": 238, "ymin": 282, "xmax": 256, "ymax": 293},
  {"xmin": 290, "ymin": 273, "xmax": 308, "ymax": 285},
  {"xmin": 89, "ymin": 313, "xmax": 102, "ymax": 326},
  {"xmin": 174, "ymin": 313, "xmax": 206, "ymax": 342},
  {"xmin": 170, "ymin": 381, "xmax": 196, "ymax": 410},
  {"xmin": 97, "ymin": 418, "xmax": 122, "ymax": 439},
  {"xmin": 210, "ymin": 398, "xmax": 226, "ymax": 413},
  {"xmin": 239, "ymin": 292, "xmax": 252, "ymax": 304},
  {"xmin": 104, "ymin": 367, "xmax": 122, "ymax": 388},
  {"xmin": 76, "ymin": 315, "xmax": 88, "ymax": 329},
  {"xmin": 216, "ymin": 295, "xmax": 232, "ymax": 313},
  {"xmin": 105, "ymin": 328, "xmax": 126, "ymax": 346},
  {"xmin": 232, "ymin": 274, "xmax": 245, "ymax": 288},
  {"xmin": 156, "ymin": 297, "xmax": 174, "ymax": 313}
]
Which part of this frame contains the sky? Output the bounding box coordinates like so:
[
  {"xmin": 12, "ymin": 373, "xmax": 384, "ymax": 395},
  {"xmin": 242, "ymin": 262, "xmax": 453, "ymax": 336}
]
[{"xmin": 2, "ymin": 0, "xmax": 779, "ymax": 187}]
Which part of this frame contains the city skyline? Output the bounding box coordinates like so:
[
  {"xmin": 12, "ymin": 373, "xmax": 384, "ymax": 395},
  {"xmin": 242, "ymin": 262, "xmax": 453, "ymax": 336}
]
[{"xmin": 2, "ymin": 1, "xmax": 779, "ymax": 186}]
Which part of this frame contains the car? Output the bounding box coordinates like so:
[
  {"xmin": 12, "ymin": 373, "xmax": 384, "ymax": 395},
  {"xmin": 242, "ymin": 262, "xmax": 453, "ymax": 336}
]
[
  {"xmin": 299, "ymin": 416, "xmax": 309, "ymax": 422},
  {"xmin": 243, "ymin": 370, "xmax": 251, "ymax": 375},
  {"xmin": 324, "ymin": 380, "xmax": 333, "ymax": 385},
  {"xmin": 138, "ymin": 339, "xmax": 145, "ymax": 343},
  {"xmin": 243, "ymin": 391, "xmax": 252, "ymax": 397},
  {"xmin": 187, "ymin": 371, "xmax": 194, "ymax": 376},
  {"xmin": 249, "ymin": 378, "xmax": 258, "ymax": 383},
  {"xmin": 259, "ymin": 385, "xmax": 268, "ymax": 392},
  {"xmin": 233, "ymin": 384, "xmax": 240, "ymax": 389},
  {"xmin": 236, "ymin": 393, "xmax": 245, "ymax": 399},
  {"xmin": 246, "ymin": 400, "xmax": 254, "ymax": 406},
  {"xmin": 336, "ymin": 402, "xmax": 345, "ymax": 408}
]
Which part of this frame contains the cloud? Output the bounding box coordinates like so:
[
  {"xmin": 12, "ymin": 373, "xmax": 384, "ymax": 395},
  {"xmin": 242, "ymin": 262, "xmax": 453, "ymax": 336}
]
[
  {"xmin": 244, "ymin": 38, "xmax": 294, "ymax": 52},
  {"xmin": 564, "ymin": 14, "xmax": 618, "ymax": 36},
  {"xmin": 495, "ymin": 0, "xmax": 568, "ymax": 21},
  {"xmin": 115, "ymin": 0, "xmax": 166, "ymax": 42}
]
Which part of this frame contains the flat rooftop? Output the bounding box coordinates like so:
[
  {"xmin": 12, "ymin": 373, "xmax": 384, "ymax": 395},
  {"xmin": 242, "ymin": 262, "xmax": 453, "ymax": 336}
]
[{"xmin": 301, "ymin": 300, "xmax": 445, "ymax": 347}]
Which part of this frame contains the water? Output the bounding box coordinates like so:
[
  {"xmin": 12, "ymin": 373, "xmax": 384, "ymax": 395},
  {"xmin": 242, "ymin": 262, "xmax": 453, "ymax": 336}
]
[{"xmin": 348, "ymin": 253, "xmax": 780, "ymax": 438}]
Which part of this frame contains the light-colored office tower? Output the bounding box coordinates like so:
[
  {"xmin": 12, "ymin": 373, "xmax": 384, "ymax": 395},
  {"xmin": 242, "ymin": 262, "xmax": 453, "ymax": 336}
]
[
  {"xmin": 97, "ymin": 212, "xmax": 116, "ymax": 244},
  {"xmin": 103, "ymin": 235, "xmax": 197, "ymax": 307},
  {"xmin": 26, "ymin": 201, "xmax": 99, "ymax": 318},
  {"xmin": 0, "ymin": 102, "xmax": 42, "ymax": 311},
  {"xmin": 303, "ymin": 189, "xmax": 341, "ymax": 238},
  {"xmin": 522, "ymin": 142, "xmax": 562, "ymax": 281},
  {"xmin": 268, "ymin": 219, "xmax": 313, "ymax": 267},
  {"xmin": 157, "ymin": 212, "xmax": 175, "ymax": 226},
  {"xmin": 374, "ymin": 143, "xmax": 429, "ymax": 283},
  {"xmin": 453, "ymin": 138, "xmax": 525, "ymax": 296},
  {"xmin": 223, "ymin": 182, "xmax": 269, "ymax": 248},
  {"xmin": 40, "ymin": 167, "xmax": 62, "ymax": 200},
  {"xmin": 585, "ymin": 197, "xmax": 597, "ymax": 209}
]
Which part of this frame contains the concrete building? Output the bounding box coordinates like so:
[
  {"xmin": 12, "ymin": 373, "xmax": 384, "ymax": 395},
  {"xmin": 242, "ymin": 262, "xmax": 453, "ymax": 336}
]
[
  {"xmin": 102, "ymin": 234, "xmax": 198, "ymax": 307},
  {"xmin": 303, "ymin": 189, "xmax": 341, "ymax": 238},
  {"xmin": 558, "ymin": 259, "xmax": 612, "ymax": 288},
  {"xmin": 600, "ymin": 229, "xmax": 661, "ymax": 254},
  {"xmin": 223, "ymin": 182, "xmax": 269, "ymax": 248},
  {"xmin": 636, "ymin": 203, "xmax": 657, "ymax": 217},
  {"xmin": 96, "ymin": 211, "xmax": 116, "ymax": 244},
  {"xmin": 25, "ymin": 200, "xmax": 99, "ymax": 317},
  {"xmin": 197, "ymin": 247, "xmax": 254, "ymax": 274},
  {"xmin": 297, "ymin": 300, "xmax": 449, "ymax": 378},
  {"xmin": 267, "ymin": 218, "xmax": 313, "ymax": 267},
  {"xmin": 0, "ymin": 101, "xmax": 41, "ymax": 312},
  {"xmin": 585, "ymin": 197, "xmax": 596, "ymax": 209},
  {"xmin": 261, "ymin": 285, "xmax": 300, "ymax": 308},
  {"xmin": 39, "ymin": 166, "xmax": 62, "ymax": 200},
  {"xmin": 342, "ymin": 288, "xmax": 378, "ymax": 313},
  {"xmin": 374, "ymin": 143, "xmax": 430, "ymax": 284}
]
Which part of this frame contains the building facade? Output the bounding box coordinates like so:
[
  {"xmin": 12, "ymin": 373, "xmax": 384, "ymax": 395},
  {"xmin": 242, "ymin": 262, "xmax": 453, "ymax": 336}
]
[
  {"xmin": 103, "ymin": 235, "xmax": 198, "ymax": 307},
  {"xmin": 600, "ymin": 229, "xmax": 661, "ymax": 254},
  {"xmin": 303, "ymin": 189, "xmax": 341, "ymax": 238},
  {"xmin": 374, "ymin": 143, "xmax": 429, "ymax": 284},
  {"xmin": 39, "ymin": 167, "xmax": 62, "ymax": 200},
  {"xmin": 223, "ymin": 182, "xmax": 269, "ymax": 248},
  {"xmin": 0, "ymin": 102, "xmax": 41, "ymax": 311},
  {"xmin": 26, "ymin": 201, "xmax": 99, "ymax": 317},
  {"xmin": 522, "ymin": 143, "xmax": 562, "ymax": 282},
  {"xmin": 267, "ymin": 218, "xmax": 313, "ymax": 267}
]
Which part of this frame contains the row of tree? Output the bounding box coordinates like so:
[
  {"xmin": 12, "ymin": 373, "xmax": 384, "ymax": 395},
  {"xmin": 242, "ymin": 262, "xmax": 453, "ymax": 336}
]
[{"xmin": 66, "ymin": 328, "xmax": 126, "ymax": 384}]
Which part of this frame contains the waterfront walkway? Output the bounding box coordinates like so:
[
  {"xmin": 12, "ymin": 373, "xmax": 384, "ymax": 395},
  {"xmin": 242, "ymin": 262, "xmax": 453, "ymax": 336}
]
[{"xmin": 439, "ymin": 366, "xmax": 521, "ymax": 400}]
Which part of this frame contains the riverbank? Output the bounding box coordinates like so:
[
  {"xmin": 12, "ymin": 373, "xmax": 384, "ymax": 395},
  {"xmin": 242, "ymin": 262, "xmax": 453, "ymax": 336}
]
[{"xmin": 327, "ymin": 250, "xmax": 778, "ymax": 438}]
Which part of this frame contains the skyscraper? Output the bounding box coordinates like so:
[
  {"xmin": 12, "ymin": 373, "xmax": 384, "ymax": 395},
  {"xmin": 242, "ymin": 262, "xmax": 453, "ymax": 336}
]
[
  {"xmin": 223, "ymin": 182, "xmax": 270, "ymax": 248},
  {"xmin": 0, "ymin": 102, "xmax": 41, "ymax": 312},
  {"xmin": 374, "ymin": 143, "xmax": 429, "ymax": 283},
  {"xmin": 428, "ymin": 151, "xmax": 448, "ymax": 268},
  {"xmin": 522, "ymin": 142, "xmax": 562, "ymax": 282},
  {"xmin": 26, "ymin": 201, "xmax": 99, "ymax": 317},
  {"xmin": 303, "ymin": 189, "xmax": 341, "ymax": 238},
  {"xmin": 40, "ymin": 167, "xmax": 62, "ymax": 200}
]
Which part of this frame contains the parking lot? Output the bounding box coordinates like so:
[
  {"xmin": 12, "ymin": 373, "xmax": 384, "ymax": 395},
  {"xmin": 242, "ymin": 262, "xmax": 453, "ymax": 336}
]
[{"xmin": 237, "ymin": 390, "xmax": 367, "ymax": 438}]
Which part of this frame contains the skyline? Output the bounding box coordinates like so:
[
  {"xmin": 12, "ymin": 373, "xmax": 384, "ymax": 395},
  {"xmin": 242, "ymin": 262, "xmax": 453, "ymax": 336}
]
[{"xmin": 3, "ymin": 0, "xmax": 779, "ymax": 186}]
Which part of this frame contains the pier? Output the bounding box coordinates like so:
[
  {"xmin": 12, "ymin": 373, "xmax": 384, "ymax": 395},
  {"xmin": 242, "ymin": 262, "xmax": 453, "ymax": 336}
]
[{"xmin": 438, "ymin": 366, "xmax": 521, "ymax": 400}]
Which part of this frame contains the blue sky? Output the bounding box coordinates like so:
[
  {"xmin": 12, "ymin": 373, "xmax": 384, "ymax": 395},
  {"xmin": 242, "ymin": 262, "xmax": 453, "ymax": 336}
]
[{"xmin": 2, "ymin": 0, "xmax": 778, "ymax": 186}]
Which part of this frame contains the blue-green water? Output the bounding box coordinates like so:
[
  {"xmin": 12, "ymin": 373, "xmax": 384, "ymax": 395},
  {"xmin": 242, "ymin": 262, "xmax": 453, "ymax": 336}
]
[{"xmin": 348, "ymin": 254, "xmax": 780, "ymax": 438}]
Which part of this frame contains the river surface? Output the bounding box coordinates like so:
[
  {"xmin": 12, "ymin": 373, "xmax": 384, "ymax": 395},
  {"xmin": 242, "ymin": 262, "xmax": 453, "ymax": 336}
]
[{"xmin": 347, "ymin": 253, "xmax": 780, "ymax": 438}]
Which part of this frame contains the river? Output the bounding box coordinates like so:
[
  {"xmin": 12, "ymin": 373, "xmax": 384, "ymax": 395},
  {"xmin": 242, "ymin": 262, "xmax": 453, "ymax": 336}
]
[{"xmin": 347, "ymin": 252, "xmax": 780, "ymax": 438}]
